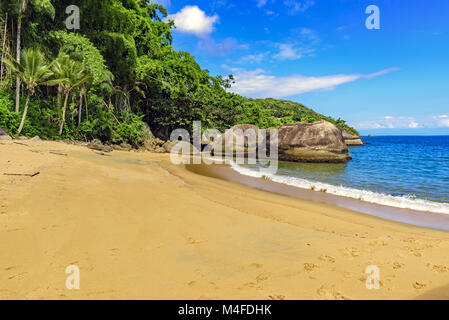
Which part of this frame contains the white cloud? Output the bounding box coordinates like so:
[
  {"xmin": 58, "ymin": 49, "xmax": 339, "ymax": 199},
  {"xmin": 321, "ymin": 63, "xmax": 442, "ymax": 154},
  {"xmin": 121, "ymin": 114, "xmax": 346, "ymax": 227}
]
[
  {"xmin": 228, "ymin": 68, "xmax": 398, "ymax": 98},
  {"xmin": 168, "ymin": 6, "xmax": 219, "ymax": 36},
  {"xmin": 270, "ymin": 28, "xmax": 319, "ymax": 61},
  {"xmin": 408, "ymin": 121, "xmax": 420, "ymax": 128},
  {"xmin": 283, "ymin": 0, "xmax": 315, "ymax": 14},
  {"xmin": 433, "ymin": 115, "xmax": 449, "ymax": 127},
  {"xmin": 238, "ymin": 53, "xmax": 268, "ymax": 64},
  {"xmin": 273, "ymin": 44, "xmax": 304, "ymax": 60}
]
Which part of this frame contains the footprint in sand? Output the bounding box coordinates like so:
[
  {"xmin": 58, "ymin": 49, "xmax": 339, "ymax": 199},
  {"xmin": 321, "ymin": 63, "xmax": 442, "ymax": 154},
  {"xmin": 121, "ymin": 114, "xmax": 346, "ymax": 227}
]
[
  {"xmin": 243, "ymin": 273, "xmax": 271, "ymax": 290},
  {"xmin": 403, "ymin": 238, "xmax": 419, "ymax": 244},
  {"xmin": 412, "ymin": 282, "xmax": 427, "ymax": 290},
  {"xmin": 342, "ymin": 248, "xmax": 360, "ymax": 258},
  {"xmin": 392, "ymin": 262, "xmax": 404, "ymax": 270},
  {"xmin": 407, "ymin": 248, "xmax": 423, "ymax": 257},
  {"xmin": 303, "ymin": 263, "xmax": 318, "ymax": 272},
  {"xmin": 186, "ymin": 237, "xmax": 202, "ymax": 245},
  {"xmin": 368, "ymin": 240, "xmax": 388, "ymax": 247},
  {"xmin": 427, "ymin": 263, "xmax": 449, "ymax": 273},
  {"xmin": 269, "ymin": 295, "xmax": 286, "ymax": 300},
  {"xmin": 110, "ymin": 248, "xmax": 120, "ymax": 257},
  {"xmin": 256, "ymin": 273, "xmax": 271, "ymax": 282},
  {"xmin": 318, "ymin": 255, "xmax": 336, "ymax": 263}
]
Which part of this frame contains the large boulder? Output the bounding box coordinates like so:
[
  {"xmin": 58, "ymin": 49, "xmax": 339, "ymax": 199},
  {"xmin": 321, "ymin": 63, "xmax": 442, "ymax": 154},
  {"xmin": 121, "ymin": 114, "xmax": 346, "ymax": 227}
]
[
  {"xmin": 341, "ymin": 129, "xmax": 363, "ymax": 146},
  {"xmin": 278, "ymin": 121, "xmax": 352, "ymax": 163},
  {"xmin": 0, "ymin": 128, "xmax": 12, "ymax": 140},
  {"xmin": 210, "ymin": 124, "xmax": 261, "ymax": 157}
]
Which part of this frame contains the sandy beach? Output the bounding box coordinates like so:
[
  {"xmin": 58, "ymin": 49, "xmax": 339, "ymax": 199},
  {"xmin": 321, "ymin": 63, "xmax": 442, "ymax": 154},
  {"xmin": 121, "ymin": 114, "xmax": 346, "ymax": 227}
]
[{"xmin": 1, "ymin": 140, "xmax": 449, "ymax": 300}]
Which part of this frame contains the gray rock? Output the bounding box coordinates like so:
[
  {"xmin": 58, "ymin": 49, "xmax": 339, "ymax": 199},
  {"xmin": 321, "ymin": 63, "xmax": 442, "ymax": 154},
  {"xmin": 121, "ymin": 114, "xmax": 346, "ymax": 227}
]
[
  {"xmin": 140, "ymin": 124, "xmax": 168, "ymax": 152},
  {"xmin": 87, "ymin": 139, "xmax": 113, "ymax": 153},
  {"xmin": 30, "ymin": 136, "xmax": 42, "ymax": 142},
  {"xmin": 278, "ymin": 121, "xmax": 352, "ymax": 163},
  {"xmin": 211, "ymin": 124, "xmax": 261, "ymax": 157},
  {"xmin": 0, "ymin": 128, "xmax": 12, "ymax": 140},
  {"xmin": 111, "ymin": 142, "xmax": 133, "ymax": 151}
]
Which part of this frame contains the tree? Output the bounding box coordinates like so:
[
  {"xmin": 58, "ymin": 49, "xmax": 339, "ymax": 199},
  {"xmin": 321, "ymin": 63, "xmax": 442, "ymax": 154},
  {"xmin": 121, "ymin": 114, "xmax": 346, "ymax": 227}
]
[
  {"xmin": 11, "ymin": 0, "xmax": 55, "ymax": 112},
  {"xmin": 14, "ymin": 0, "xmax": 27, "ymax": 112},
  {"xmin": 50, "ymin": 53, "xmax": 92, "ymax": 135},
  {"xmin": 4, "ymin": 47, "xmax": 53, "ymax": 134}
]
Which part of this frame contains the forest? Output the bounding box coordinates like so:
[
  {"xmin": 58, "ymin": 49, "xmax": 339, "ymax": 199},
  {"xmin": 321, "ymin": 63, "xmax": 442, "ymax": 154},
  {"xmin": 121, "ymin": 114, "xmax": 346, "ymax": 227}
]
[{"xmin": 0, "ymin": 0, "xmax": 358, "ymax": 146}]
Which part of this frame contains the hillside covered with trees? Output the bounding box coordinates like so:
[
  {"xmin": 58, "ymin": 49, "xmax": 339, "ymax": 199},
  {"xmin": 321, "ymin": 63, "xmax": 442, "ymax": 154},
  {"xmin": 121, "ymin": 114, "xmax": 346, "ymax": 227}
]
[{"xmin": 0, "ymin": 0, "xmax": 358, "ymax": 146}]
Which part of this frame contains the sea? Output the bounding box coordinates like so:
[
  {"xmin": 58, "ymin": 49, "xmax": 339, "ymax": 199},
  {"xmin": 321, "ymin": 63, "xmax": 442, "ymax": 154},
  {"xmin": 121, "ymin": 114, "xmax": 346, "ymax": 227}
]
[{"xmin": 228, "ymin": 136, "xmax": 449, "ymax": 215}]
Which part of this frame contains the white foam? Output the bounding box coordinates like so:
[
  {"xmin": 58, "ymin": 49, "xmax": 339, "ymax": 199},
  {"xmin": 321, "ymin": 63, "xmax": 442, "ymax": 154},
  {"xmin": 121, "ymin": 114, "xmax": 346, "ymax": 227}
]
[{"xmin": 228, "ymin": 162, "xmax": 449, "ymax": 215}]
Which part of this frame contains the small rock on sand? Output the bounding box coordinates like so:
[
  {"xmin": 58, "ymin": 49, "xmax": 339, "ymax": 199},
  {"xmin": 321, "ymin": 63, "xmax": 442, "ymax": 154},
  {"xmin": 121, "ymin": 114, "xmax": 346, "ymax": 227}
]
[
  {"xmin": 87, "ymin": 139, "xmax": 113, "ymax": 153},
  {"xmin": 0, "ymin": 128, "xmax": 12, "ymax": 140}
]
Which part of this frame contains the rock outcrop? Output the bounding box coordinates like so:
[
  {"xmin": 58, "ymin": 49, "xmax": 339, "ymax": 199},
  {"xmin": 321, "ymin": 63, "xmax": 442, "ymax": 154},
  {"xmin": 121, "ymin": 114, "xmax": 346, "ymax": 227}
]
[
  {"xmin": 278, "ymin": 121, "xmax": 352, "ymax": 163},
  {"xmin": 87, "ymin": 139, "xmax": 113, "ymax": 153},
  {"xmin": 341, "ymin": 129, "xmax": 363, "ymax": 146},
  {"xmin": 0, "ymin": 128, "xmax": 11, "ymax": 140},
  {"xmin": 139, "ymin": 124, "xmax": 165, "ymax": 153},
  {"xmin": 111, "ymin": 142, "xmax": 133, "ymax": 152},
  {"xmin": 210, "ymin": 124, "xmax": 261, "ymax": 157}
]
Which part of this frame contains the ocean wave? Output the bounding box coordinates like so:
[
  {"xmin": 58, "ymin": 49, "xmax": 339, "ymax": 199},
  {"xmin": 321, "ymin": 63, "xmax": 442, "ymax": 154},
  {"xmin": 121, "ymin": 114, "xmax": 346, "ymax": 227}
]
[{"xmin": 227, "ymin": 161, "xmax": 449, "ymax": 215}]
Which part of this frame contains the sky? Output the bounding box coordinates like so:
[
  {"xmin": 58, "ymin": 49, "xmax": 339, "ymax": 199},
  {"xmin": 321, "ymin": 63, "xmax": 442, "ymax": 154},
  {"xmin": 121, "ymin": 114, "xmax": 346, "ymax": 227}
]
[{"xmin": 154, "ymin": 0, "xmax": 449, "ymax": 135}]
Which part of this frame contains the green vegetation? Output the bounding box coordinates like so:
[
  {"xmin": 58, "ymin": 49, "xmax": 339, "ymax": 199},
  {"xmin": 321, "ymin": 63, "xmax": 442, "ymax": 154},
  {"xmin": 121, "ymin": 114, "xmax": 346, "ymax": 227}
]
[{"xmin": 0, "ymin": 0, "xmax": 357, "ymax": 146}]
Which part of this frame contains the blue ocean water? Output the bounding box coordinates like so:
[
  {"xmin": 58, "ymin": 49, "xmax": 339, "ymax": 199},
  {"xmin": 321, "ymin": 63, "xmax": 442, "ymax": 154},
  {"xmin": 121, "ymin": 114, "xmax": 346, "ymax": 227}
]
[{"xmin": 229, "ymin": 136, "xmax": 449, "ymax": 214}]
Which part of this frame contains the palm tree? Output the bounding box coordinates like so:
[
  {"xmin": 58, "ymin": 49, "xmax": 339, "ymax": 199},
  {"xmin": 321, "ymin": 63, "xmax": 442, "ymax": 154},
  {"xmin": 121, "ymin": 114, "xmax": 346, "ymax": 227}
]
[
  {"xmin": 4, "ymin": 48, "xmax": 53, "ymax": 134},
  {"xmin": 50, "ymin": 54, "xmax": 92, "ymax": 135}
]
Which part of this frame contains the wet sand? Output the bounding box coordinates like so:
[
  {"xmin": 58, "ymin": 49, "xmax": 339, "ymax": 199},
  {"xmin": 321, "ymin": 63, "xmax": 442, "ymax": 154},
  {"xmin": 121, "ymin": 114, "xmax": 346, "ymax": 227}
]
[
  {"xmin": 1, "ymin": 140, "xmax": 449, "ymax": 300},
  {"xmin": 187, "ymin": 163, "xmax": 449, "ymax": 231}
]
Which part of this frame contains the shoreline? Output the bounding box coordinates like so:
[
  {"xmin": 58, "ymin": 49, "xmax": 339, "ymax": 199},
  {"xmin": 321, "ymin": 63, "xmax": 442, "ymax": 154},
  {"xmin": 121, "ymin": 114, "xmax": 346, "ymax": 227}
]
[
  {"xmin": 1, "ymin": 140, "xmax": 449, "ymax": 299},
  {"xmin": 186, "ymin": 161, "xmax": 449, "ymax": 232}
]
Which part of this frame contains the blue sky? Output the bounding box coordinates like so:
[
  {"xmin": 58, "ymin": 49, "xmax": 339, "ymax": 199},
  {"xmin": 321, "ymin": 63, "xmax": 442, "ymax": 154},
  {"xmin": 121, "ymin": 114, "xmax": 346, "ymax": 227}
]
[{"xmin": 155, "ymin": 0, "xmax": 449, "ymax": 135}]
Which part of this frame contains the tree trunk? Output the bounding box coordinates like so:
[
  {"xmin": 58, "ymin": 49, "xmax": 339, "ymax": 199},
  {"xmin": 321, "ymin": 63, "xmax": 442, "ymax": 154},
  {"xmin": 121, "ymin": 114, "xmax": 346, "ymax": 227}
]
[
  {"xmin": 15, "ymin": 0, "xmax": 26, "ymax": 112},
  {"xmin": 57, "ymin": 84, "xmax": 62, "ymax": 106},
  {"xmin": 85, "ymin": 92, "xmax": 89, "ymax": 121},
  {"xmin": 1, "ymin": 13, "xmax": 8, "ymax": 83},
  {"xmin": 78, "ymin": 87, "xmax": 83, "ymax": 126},
  {"xmin": 17, "ymin": 92, "xmax": 30, "ymax": 135},
  {"xmin": 59, "ymin": 94, "xmax": 69, "ymax": 135}
]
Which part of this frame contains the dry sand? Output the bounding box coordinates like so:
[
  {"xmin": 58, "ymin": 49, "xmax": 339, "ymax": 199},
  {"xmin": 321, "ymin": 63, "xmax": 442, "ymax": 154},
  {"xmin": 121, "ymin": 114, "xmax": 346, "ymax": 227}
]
[{"xmin": 1, "ymin": 140, "xmax": 449, "ymax": 300}]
